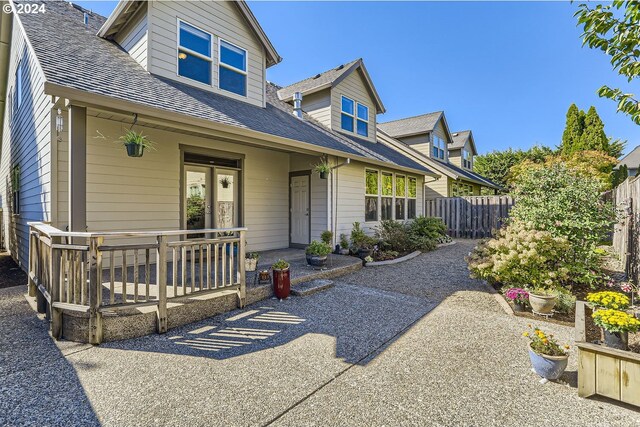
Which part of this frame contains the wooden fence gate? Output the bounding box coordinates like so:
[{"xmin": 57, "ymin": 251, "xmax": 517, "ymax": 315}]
[
  {"xmin": 608, "ymin": 177, "xmax": 640, "ymax": 283},
  {"xmin": 424, "ymin": 195, "xmax": 514, "ymax": 238}
]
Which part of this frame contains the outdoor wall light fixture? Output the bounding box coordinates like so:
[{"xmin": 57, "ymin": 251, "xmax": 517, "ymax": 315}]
[{"xmin": 55, "ymin": 108, "xmax": 64, "ymax": 133}]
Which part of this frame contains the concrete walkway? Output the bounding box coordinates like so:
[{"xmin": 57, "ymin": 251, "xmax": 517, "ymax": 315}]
[{"xmin": 2, "ymin": 241, "xmax": 640, "ymax": 426}]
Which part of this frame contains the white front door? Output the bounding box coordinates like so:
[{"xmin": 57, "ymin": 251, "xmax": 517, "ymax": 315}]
[{"xmin": 290, "ymin": 175, "xmax": 310, "ymax": 246}]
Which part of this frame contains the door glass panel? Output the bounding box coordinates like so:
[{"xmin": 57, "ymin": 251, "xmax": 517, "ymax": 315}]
[
  {"xmin": 216, "ymin": 170, "xmax": 237, "ymax": 229},
  {"xmin": 186, "ymin": 170, "xmax": 208, "ymax": 235}
]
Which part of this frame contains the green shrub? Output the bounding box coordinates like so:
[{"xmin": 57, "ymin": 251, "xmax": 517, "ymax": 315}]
[
  {"xmin": 305, "ymin": 240, "xmax": 332, "ymax": 257},
  {"xmin": 554, "ymin": 287, "xmax": 577, "ymax": 314},
  {"xmin": 320, "ymin": 230, "xmax": 333, "ymax": 245},
  {"xmin": 405, "ymin": 216, "xmax": 447, "ymax": 252},
  {"xmin": 375, "ymin": 220, "xmax": 411, "ymax": 252},
  {"xmin": 466, "ymin": 220, "xmax": 573, "ymax": 290},
  {"xmin": 350, "ymin": 222, "xmax": 377, "ymax": 250},
  {"xmin": 272, "ymin": 259, "xmax": 289, "ymax": 270},
  {"xmin": 339, "ymin": 233, "xmax": 350, "ymax": 249},
  {"xmin": 509, "ymin": 163, "xmax": 615, "ymax": 287}
]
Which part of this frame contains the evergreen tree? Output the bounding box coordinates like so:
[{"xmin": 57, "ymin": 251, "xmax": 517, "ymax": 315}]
[
  {"xmin": 560, "ymin": 104, "xmax": 585, "ymax": 154},
  {"xmin": 579, "ymin": 106, "xmax": 608, "ymax": 151}
]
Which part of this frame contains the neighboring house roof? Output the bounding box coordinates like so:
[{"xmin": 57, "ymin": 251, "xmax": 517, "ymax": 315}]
[
  {"xmin": 450, "ymin": 130, "xmax": 478, "ymax": 155},
  {"xmin": 617, "ymin": 145, "xmax": 640, "ymax": 169},
  {"xmin": 377, "ymin": 128, "xmax": 501, "ymax": 190},
  {"xmin": 277, "ymin": 58, "xmax": 386, "ymax": 113},
  {"xmin": 378, "ymin": 111, "xmax": 443, "ymax": 138},
  {"xmin": 97, "ymin": 0, "xmax": 282, "ymax": 67},
  {"xmin": 16, "ymin": 1, "xmax": 433, "ymax": 175}
]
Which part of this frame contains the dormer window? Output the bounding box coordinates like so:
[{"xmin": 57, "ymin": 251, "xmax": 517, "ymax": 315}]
[
  {"xmin": 219, "ymin": 40, "xmax": 247, "ymax": 96},
  {"xmin": 463, "ymin": 149, "xmax": 472, "ymax": 169},
  {"xmin": 432, "ymin": 135, "xmax": 446, "ymax": 160},
  {"xmin": 356, "ymin": 104, "xmax": 369, "ymax": 137},
  {"xmin": 341, "ymin": 96, "xmax": 355, "ymax": 132},
  {"xmin": 341, "ymin": 96, "xmax": 369, "ymax": 137},
  {"xmin": 178, "ymin": 21, "xmax": 212, "ymax": 85}
]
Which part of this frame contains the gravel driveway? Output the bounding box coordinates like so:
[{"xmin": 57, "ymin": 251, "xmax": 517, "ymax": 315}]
[{"xmin": 2, "ymin": 241, "xmax": 639, "ymax": 426}]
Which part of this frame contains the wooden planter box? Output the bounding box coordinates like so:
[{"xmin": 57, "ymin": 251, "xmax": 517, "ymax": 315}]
[{"xmin": 575, "ymin": 301, "xmax": 640, "ymax": 407}]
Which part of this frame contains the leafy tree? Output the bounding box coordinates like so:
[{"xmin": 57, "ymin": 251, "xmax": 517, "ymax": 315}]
[
  {"xmin": 509, "ymin": 150, "xmax": 618, "ymax": 191},
  {"xmin": 579, "ymin": 106, "xmax": 608, "ymax": 151},
  {"xmin": 575, "ymin": 1, "xmax": 640, "ymax": 124},
  {"xmin": 473, "ymin": 145, "xmax": 554, "ymax": 193},
  {"xmin": 561, "ymin": 103, "xmax": 585, "ymax": 154}
]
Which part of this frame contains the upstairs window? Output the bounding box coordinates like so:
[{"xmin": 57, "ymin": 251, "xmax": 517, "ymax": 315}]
[
  {"xmin": 341, "ymin": 96, "xmax": 355, "ymax": 132},
  {"xmin": 178, "ymin": 21, "xmax": 212, "ymax": 85},
  {"xmin": 356, "ymin": 104, "xmax": 369, "ymax": 137},
  {"xmin": 432, "ymin": 135, "xmax": 446, "ymax": 160},
  {"xmin": 219, "ymin": 40, "xmax": 247, "ymax": 96},
  {"xmin": 462, "ymin": 149, "xmax": 472, "ymax": 169}
]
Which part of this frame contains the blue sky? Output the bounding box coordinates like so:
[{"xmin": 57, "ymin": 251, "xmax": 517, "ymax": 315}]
[{"xmin": 76, "ymin": 1, "xmax": 639, "ymax": 156}]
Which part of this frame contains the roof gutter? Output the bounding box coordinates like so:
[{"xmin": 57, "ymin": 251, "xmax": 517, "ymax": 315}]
[{"xmin": 44, "ymin": 82, "xmax": 429, "ymax": 176}]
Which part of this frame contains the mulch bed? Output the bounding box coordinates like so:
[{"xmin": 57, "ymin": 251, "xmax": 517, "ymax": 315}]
[{"xmin": 0, "ymin": 252, "xmax": 26, "ymax": 289}]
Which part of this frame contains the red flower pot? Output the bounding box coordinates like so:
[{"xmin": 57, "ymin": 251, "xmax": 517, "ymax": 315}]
[{"xmin": 273, "ymin": 268, "xmax": 290, "ymax": 299}]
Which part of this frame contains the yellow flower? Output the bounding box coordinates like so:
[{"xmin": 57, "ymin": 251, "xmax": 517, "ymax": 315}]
[{"xmin": 523, "ymin": 332, "xmax": 529, "ymax": 337}]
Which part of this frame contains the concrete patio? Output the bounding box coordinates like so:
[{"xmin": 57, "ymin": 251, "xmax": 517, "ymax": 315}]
[{"xmin": 2, "ymin": 241, "xmax": 639, "ymax": 426}]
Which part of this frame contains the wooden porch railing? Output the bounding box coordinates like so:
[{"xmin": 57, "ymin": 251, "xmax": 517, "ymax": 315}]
[{"xmin": 28, "ymin": 223, "xmax": 247, "ymax": 344}]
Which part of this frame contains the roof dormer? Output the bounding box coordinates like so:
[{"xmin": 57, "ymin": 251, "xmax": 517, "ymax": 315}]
[
  {"xmin": 98, "ymin": 0, "xmax": 281, "ymax": 108},
  {"xmin": 277, "ymin": 59, "xmax": 384, "ymax": 143},
  {"xmin": 449, "ymin": 130, "xmax": 477, "ymax": 170}
]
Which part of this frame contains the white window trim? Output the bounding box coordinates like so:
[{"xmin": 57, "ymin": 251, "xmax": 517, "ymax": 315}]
[
  {"xmin": 356, "ymin": 102, "xmax": 369, "ymax": 137},
  {"xmin": 341, "ymin": 96, "xmax": 355, "ymax": 132},
  {"xmin": 176, "ymin": 18, "xmax": 213, "ymax": 85},
  {"xmin": 218, "ymin": 38, "xmax": 248, "ymax": 97},
  {"xmin": 364, "ymin": 169, "xmax": 417, "ymax": 222}
]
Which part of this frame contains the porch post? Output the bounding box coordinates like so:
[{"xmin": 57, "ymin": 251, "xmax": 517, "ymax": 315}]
[{"xmin": 68, "ymin": 105, "xmax": 86, "ymax": 234}]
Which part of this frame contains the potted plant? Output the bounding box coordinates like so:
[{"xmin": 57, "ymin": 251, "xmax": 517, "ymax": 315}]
[
  {"xmin": 592, "ymin": 309, "xmax": 640, "ymax": 350},
  {"xmin": 220, "ymin": 176, "xmax": 231, "ymax": 188},
  {"xmin": 321, "ymin": 230, "xmax": 333, "ymax": 245},
  {"xmin": 245, "ymin": 252, "xmax": 259, "ymax": 272},
  {"xmin": 350, "ymin": 222, "xmax": 376, "ymax": 259},
  {"xmin": 528, "ymin": 287, "xmax": 557, "ymax": 315},
  {"xmin": 305, "ymin": 240, "xmax": 332, "ymax": 267},
  {"xmin": 272, "ymin": 259, "xmax": 290, "ymax": 299},
  {"xmin": 504, "ymin": 288, "xmax": 529, "ymax": 312},
  {"xmin": 586, "ymin": 291, "xmax": 630, "ymax": 311},
  {"xmin": 313, "ymin": 160, "xmax": 331, "ymax": 179},
  {"xmin": 523, "ymin": 325, "xmax": 570, "ymax": 380},
  {"xmin": 339, "ymin": 233, "xmax": 350, "ymax": 255},
  {"xmin": 119, "ymin": 129, "xmax": 154, "ymax": 157}
]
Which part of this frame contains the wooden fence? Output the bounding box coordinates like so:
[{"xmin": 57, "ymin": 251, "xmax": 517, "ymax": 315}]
[
  {"xmin": 425, "ymin": 195, "xmax": 514, "ymax": 238},
  {"xmin": 609, "ymin": 177, "xmax": 640, "ymax": 283}
]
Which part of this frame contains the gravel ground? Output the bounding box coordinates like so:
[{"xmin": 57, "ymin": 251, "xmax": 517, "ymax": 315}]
[
  {"xmin": 0, "ymin": 252, "xmax": 26, "ymax": 289},
  {"xmin": 2, "ymin": 240, "xmax": 640, "ymax": 426}
]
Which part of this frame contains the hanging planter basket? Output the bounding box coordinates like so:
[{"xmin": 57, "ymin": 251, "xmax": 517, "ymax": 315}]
[
  {"xmin": 319, "ymin": 171, "xmax": 328, "ymax": 180},
  {"xmin": 125, "ymin": 143, "xmax": 145, "ymax": 158}
]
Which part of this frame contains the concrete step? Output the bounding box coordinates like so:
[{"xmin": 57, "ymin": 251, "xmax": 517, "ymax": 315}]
[{"xmin": 291, "ymin": 279, "xmax": 334, "ymax": 297}]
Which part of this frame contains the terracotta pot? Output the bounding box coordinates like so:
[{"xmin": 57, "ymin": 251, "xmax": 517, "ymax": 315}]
[
  {"xmin": 528, "ymin": 293, "xmax": 556, "ymax": 315},
  {"xmin": 528, "ymin": 343, "xmax": 568, "ymax": 380},
  {"xmin": 273, "ymin": 268, "xmax": 290, "ymax": 299}
]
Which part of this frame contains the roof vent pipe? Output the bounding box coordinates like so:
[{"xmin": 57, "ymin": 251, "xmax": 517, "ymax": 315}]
[{"xmin": 293, "ymin": 92, "xmax": 303, "ymax": 119}]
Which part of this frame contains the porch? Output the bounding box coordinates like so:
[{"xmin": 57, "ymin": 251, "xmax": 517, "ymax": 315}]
[{"xmin": 27, "ymin": 223, "xmax": 361, "ymax": 344}]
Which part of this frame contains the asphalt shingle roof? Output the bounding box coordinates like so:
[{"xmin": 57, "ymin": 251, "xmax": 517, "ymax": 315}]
[
  {"xmin": 18, "ymin": 1, "xmax": 433, "ymax": 174},
  {"xmin": 450, "ymin": 130, "xmax": 470, "ymax": 150},
  {"xmin": 618, "ymin": 145, "xmax": 640, "ymax": 168},
  {"xmin": 446, "ymin": 162, "xmax": 501, "ymax": 189},
  {"xmin": 276, "ymin": 59, "xmax": 360, "ymax": 101},
  {"xmin": 378, "ymin": 112, "xmax": 443, "ymax": 138}
]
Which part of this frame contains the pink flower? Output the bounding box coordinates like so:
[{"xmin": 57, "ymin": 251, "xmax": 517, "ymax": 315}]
[{"xmin": 621, "ymin": 283, "xmax": 632, "ymax": 293}]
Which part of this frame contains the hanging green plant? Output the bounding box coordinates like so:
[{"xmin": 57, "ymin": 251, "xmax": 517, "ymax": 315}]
[
  {"xmin": 313, "ymin": 160, "xmax": 332, "ymax": 179},
  {"xmin": 119, "ymin": 129, "xmax": 155, "ymax": 158}
]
